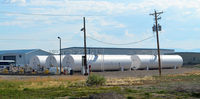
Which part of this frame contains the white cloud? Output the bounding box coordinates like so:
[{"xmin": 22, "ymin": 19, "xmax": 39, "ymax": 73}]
[
  {"xmin": 5, "ymin": 0, "xmax": 26, "ymax": 4},
  {"xmin": 97, "ymin": 18, "xmax": 126, "ymax": 28},
  {"xmin": 27, "ymin": 0, "xmax": 66, "ymax": 6},
  {"xmin": 0, "ymin": 20, "xmax": 31, "ymax": 27},
  {"xmin": 86, "ymin": 28, "xmax": 155, "ymax": 48},
  {"xmin": 3, "ymin": 0, "xmax": 200, "ymax": 27},
  {"xmin": 161, "ymin": 39, "xmax": 200, "ymax": 50},
  {"xmin": 5, "ymin": 0, "xmax": 200, "ymax": 16},
  {"xmin": 193, "ymin": 28, "xmax": 200, "ymax": 31},
  {"xmin": 124, "ymin": 30, "xmax": 134, "ymax": 38},
  {"xmin": 2, "ymin": 0, "xmax": 200, "ymax": 50}
]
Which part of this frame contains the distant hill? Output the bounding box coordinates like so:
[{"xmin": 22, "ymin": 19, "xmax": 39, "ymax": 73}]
[{"xmin": 175, "ymin": 48, "xmax": 200, "ymax": 52}]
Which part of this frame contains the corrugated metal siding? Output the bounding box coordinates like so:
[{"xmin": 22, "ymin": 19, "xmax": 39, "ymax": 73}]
[
  {"xmin": 0, "ymin": 49, "xmax": 39, "ymax": 55},
  {"xmin": 0, "ymin": 49, "xmax": 52, "ymax": 66},
  {"xmin": 167, "ymin": 52, "xmax": 200, "ymax": 65},
  {"xmin": 62, "ymin": 47, "xmax": 174, "ymax": 55}
]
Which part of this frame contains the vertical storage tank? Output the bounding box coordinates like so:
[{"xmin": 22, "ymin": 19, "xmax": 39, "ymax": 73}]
[
  {"xmin": 131, "ymin": 55, "xmax": 183, "ymax": 69},
  {"xmin": 29, "ymin": 55, "xmax": 48, "ymax": 70},
  {"xmin": 67, "ymin": 55, "xmax": 132, "ymax": 71}
]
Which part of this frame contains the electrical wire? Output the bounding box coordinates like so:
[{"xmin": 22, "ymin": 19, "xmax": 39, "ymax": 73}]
[
  {"xmin": 0, "ymin": 38, "xmax": 73, "ymax": 42},
  {"xmin": 0, "ymin": 38, "xmax": 56, "ymax": 41},
  {"xmin": 0, "ymin": 35, "xmax": 155, "ymax": 45},
  {"xmin": 0, "ymin": 11, "xmax": 105, "ymax": 17},
  {"xmin": 87, "ymin": 35, "xmax": 155, "ymax": 45}
]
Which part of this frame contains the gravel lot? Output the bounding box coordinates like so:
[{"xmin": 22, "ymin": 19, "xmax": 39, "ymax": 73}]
[
  {"xmin": 0, "ymin": 67, "xmax": 200, "ymax": 80},
  {"xmin": 93, "ymin": 67, "xmax": 200, "ymax": 78}
]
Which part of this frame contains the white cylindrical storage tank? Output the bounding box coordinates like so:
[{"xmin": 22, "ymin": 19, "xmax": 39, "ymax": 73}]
[
  {"xmin": 68, "ymin": 55, "xmax": 132, "ymax": 71},
  {"xmin": 29, "ymin": 55, "xmax": 48, "ymax": 70},
  {"xmin": 90, "ymin": 55, "xmax": 132, "ymax": 71},
  {"xmin": 62, "ymin": 55, "xmax": 74, "ymax": 68},
  {"xmin": 69, "ymin": 55, "xmax": 83, "ymax": 71},
  {"xmin": 131, "ymin": 55, "xmax": 183, "ymax": 69},
  {"xmin": 46, "ymin": 55, "xmax": 65, "ymax": 68}
]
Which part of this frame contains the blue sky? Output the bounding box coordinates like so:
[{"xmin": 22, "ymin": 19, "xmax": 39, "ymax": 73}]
[{"xmin": 0, "ymin": 0, "xmax": 200, "ymax": 53}]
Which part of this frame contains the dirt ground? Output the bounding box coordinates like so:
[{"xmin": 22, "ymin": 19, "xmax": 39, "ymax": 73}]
[
  {"xmin": 0, "ymin": 67, "xmax": 200, "ymax": 80},
  {"xmin": 0, "ymin": 66, "xmax": 200, "ymax": 99},
  {"xmin": 93, "ymin": 67, "xmax": 200, "ymax": 78}
]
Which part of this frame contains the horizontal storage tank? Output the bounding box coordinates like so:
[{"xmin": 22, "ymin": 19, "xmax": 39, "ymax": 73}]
[
  {"xmin": 90, "ymin": 55, "xmax": 132, "ymax": 71},
  {"xmin": 46, "ymin": 55, "xmax": 65, "ymax": 68},
  {"xmin": 62, "ymin": 55, "xmax": 75, "ymax": 68},
  {"xmin": 131, "ymin": 55, "xmax": 183, "ymax": 69},
  {"xmin": 29, "ymin": 55, "xmax": 48, "ymax": 70},
  {"xmin": 66, "ymin": 55, "xmax": 132, "ymax": 71},
  {"xmin": 64, "ymin": 55, "xmax": 87, "ymax": 71}
]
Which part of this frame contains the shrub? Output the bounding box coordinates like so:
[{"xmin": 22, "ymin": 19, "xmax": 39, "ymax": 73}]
[
  {"xmin": 86, "ymin": 74, "xmax": 106, "ymax": 86},
  {"xmin": 23, "ymin": 88, "xmax": 30, "ymax": 91},
  {"xmin": 127, "ymin": 96, "xmax": 135, "ymax": 99}
]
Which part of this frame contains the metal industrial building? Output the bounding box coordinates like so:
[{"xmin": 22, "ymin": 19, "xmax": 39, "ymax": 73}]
[
  {"xmin": 0, "ymin": 49, "xmax": 52, "ymax": 67},
  {"xmin": 167, "ymin": 52, "xmax": 200, "ymax": 65},
  {"xmin": 61, "ymin": 47, "xmax": 175, "ymax": 55}
]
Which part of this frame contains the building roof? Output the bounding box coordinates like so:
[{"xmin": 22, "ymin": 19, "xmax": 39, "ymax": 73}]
[
  {"xmin": 0, "ymin": 60, "xmax": 15, "ymax": 62},
  {"xmin": 0, "ymin": 49, "xmax": 42, "ymax": 55},
  {"xmin": 170, "ymin": 52, "xmax": 200, "ymax": 54},
  {"xmin": 62, "ymin": 47, "xmax": 174, "ymax": 51}
]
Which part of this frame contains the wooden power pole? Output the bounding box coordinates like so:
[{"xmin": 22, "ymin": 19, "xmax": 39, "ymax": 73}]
[
  {"xmin": 81, "ymin": 17, "xmax": 88, "ymax": 75},
  {"xmin": 150, "ymin": 10, "xmax": 163, "ymax": 76}
]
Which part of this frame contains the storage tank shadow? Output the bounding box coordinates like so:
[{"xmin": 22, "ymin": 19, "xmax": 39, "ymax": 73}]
[
  {"xmin": 131, "ymin": 55, "xmax": 183, "ymax": 70},
  {"xmin": 64, "ymin": 55, "xmax": 132, "ymax": 72}
]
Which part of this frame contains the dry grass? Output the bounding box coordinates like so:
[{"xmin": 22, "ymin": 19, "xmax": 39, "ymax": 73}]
[
  {"xmin": 0, "ymin": 75, "xmax": 86, "ymax": 89},
  {"xmin": 0, "ymin": 70, "xmax": 199, "ymax": 89},
  {"xmin": 25, "ymin": 75, "xmax": 86, "ymax": 82},
  {"xmin": 106, "ymin": 76, "xmax": 155, "ymax": 86},
  {"xmin": 167, "ymin": 70, "xmax": 200, "ymax": 77},
  {"xmin": 106, "ymin": 70, "xmax": 200, "ymax": 86},
  {"xmin": 25, "ymin": 76, "xmax": 85, "ymax": 89},
  {"xmin": 0, "ymin": 70, "xmax": 199, "ymax": 98}
]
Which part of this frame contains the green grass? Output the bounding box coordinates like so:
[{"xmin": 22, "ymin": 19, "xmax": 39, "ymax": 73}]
[
  {"xmin": 0, "ymin": 80, "xmax": 121, "ymax": 98},
  {"xmin": 0, "ymin": 82, "xmax": 197, "ymax": 99},
  {"xmin": 86, "ymin": 74, "xmax": 106, "ymax": 86}
]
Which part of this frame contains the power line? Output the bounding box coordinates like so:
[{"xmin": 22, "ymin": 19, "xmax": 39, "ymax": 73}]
[
  {"xmin": 87, "ymin": 35, "xmax": 155, "ymax": 45},
  {"xmin": 0, "ymin": 38, "xmax": 72, "ymax": 42},
  {"xmin": 0, "ymin": 38, "xmax": 55, "ymax": 41},
  {"xmin": 0, "ymin": 11, "xmax": 105, "ymax": 17}
]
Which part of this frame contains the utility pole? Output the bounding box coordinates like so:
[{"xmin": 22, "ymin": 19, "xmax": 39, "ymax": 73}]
[
  {"xmin": 81, "ymin": 17, "xmax": 88, "ymax": 75},
  {"xmin": 150, "ymin": 10, "xmax": 163, "ymax": 76}
]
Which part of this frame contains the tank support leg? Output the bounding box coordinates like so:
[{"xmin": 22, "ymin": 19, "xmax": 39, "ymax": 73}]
[
  {"xmin": 121, "ymin": 66, "xmax": 124, "ymax": 72},
  {"xmin": 146, "ymin": 66, "xmax": 149, "ymax": 71},
  {"xmin": 174, "ymin": 65, "xmax": 177, "ymax": 69}
]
